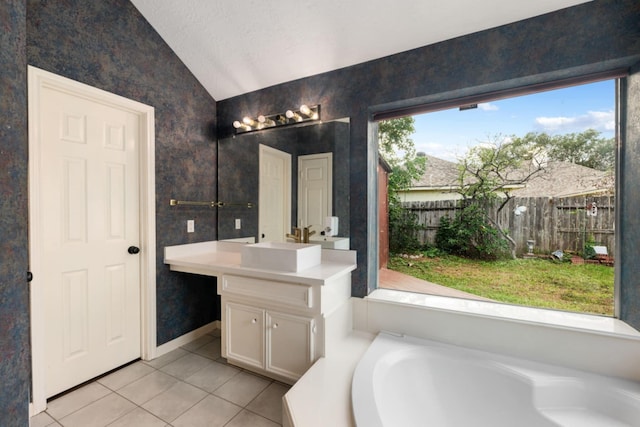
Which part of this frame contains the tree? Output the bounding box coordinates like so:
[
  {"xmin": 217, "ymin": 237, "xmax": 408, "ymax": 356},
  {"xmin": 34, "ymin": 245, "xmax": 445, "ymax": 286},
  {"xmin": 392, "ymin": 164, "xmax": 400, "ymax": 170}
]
[
  {"xmin": 443, "ymin": 134, "xmax": 546, "ymax": 259},
  {"xmin": 439, "ymin": 130, "xmax": 615, "ymax": 259},
  {"xmin": 510, "ymin": 129, "xmax": 615, "ymax": 171},
  {"xmin": 378, "ymin": 117, "xmax": 427, "ymax": 253},
  {"xmin": 458, "ymin": 134, "xmax": 545, "ymax": 204}
]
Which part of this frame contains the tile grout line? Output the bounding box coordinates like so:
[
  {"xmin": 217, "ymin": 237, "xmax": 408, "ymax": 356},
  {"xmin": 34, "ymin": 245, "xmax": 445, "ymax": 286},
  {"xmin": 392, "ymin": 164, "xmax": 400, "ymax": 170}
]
[{"xmin": 37, "ymin": 332, "xmax": 287, "ymax": 426}]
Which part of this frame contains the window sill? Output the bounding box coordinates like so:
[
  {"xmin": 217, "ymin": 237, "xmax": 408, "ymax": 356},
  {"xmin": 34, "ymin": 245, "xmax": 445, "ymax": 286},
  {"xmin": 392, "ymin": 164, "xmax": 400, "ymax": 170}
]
[{"xmin": 367, "ymin": 288, "xmax": 640, "ymax": 339}]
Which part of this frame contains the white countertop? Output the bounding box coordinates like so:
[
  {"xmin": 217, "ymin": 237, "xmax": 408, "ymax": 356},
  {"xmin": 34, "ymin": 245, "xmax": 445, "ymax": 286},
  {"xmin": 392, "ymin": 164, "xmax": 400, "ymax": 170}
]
[{"xmin": 164, "ymin": 241, "xmax": 357, "ymax": 286}]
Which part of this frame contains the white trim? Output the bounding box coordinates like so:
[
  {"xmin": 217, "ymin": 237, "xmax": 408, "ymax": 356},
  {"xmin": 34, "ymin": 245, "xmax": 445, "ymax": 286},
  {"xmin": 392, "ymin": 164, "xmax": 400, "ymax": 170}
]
[
  {"xmin": 27, "ymin": 66, "xmax": 156, "ymax": 414},
  {"xmin": 367, "ymin": 289, "xmax": 640, "ymax": 338},
  {"xmin": 155, "ymin": 321, "xmax": 221, "ymax": 358},
  {"xmin": 27, "ymin": 64, "xmax": 45, "ymax": 415}
]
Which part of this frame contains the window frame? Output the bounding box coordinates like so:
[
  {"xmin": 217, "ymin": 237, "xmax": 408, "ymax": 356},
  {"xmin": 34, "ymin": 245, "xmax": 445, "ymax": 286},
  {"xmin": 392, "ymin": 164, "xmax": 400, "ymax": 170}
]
[{"xmin": 375, "ymin": 71, "xmax": 626, "ymax": 321}]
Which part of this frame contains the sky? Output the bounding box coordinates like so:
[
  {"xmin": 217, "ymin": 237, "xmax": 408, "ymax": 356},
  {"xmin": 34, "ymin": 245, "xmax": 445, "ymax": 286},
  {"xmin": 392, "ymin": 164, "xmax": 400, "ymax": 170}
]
[{"xmin": 411, "ymin": 79, "xmax": 616, "ymax": 162}]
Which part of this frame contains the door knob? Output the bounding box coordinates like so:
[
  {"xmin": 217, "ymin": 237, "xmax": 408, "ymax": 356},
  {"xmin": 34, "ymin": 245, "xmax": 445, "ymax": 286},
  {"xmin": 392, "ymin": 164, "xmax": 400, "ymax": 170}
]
[{"xmin": 128, "ymin": 246, "xmax": 140, "ymax": 254}]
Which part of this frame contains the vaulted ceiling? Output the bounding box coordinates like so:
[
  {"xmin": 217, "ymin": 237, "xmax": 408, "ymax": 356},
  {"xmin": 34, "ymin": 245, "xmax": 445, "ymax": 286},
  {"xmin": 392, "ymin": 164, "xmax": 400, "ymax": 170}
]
[{"xmin": 130, "ymin": 0, "xmax": 591, "ymax": 101}]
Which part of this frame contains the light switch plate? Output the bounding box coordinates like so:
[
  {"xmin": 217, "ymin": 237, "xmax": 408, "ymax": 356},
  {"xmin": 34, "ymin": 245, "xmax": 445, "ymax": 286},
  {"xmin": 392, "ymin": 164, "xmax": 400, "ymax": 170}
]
[
  {"xmin": 235, "ymin": 218, "xmax": 241, "ymax": 229},
  {"xmin": 187, "ymin": 220, "xmax": 195, "ymax": 233}
]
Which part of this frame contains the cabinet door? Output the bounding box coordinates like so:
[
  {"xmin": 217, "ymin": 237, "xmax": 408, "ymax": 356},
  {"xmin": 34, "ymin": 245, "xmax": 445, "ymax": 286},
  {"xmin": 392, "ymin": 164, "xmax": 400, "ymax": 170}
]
[
  {"xmin": 225, "ymin": 302, "xmax": 264, "ymax": 370},
  {"xmin": 266, "ymin": 311, "xmax": 315, "ymax": 381}
]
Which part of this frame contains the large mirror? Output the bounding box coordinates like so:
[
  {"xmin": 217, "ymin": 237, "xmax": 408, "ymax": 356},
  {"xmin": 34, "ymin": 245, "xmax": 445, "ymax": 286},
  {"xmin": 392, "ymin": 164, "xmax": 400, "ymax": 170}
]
[{"xmin": 217, "ymin": 118, "xmax": 350, "ymax": 246}]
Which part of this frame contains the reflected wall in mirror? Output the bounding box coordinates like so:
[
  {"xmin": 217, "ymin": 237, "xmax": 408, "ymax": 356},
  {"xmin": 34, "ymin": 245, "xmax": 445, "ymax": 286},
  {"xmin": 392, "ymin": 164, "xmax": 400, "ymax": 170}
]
[{"xmin": 217, "ymin": 118, "xmax": 350, "ymax": 245}]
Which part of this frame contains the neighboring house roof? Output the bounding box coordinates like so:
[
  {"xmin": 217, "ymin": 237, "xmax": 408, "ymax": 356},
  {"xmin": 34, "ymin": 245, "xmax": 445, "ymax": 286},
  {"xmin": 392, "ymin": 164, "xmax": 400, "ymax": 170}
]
[
  {"xmin": 406, "ymin": 155, "xmax": 613, "ymax": 198},
  {"xmin": 411, "ymin": 154, "xmax": 462, "ymax": 190},
  {"xmin": 511, "ymin": 160, "xmax": 613, "ymax": 197}
]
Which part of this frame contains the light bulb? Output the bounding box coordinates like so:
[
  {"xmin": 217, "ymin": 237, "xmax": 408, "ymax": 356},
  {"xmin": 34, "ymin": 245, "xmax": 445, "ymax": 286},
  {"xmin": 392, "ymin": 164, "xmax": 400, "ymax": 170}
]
[
  {"xmin": 242, "ymin": 116, "xmax": 256, "ymax": 126},
  {"xmin": 300, "ymin": 104, "xmax": 319, "ymax": 119},
  {"xmin": 286, "ymin": 110, "xmax": 302, "ymax": 122},
  {"xmin": 258, "ymin": 115, "xmax": 275, "ymax": 127},
  {"xmin": 300, "ymin": 105, "xmax": 312, "ymax": 115},
  {"xmin": 233, "ymin": 120, "xmax": 251, "ymax": 131}
]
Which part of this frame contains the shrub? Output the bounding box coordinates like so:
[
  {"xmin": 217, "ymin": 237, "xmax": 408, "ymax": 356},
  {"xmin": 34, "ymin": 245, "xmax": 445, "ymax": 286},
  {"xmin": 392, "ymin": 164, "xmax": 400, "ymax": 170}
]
[
  {"xmin": 435, "ymin": 203, "xmax": 509, "ymax": 260},
  {"xmin": 389, "ymin": 202, "xmax": 423, "ymax": 254},
  {"xmin": 583, "ymin": 234, "xmax": 598, "ymax": 259}
]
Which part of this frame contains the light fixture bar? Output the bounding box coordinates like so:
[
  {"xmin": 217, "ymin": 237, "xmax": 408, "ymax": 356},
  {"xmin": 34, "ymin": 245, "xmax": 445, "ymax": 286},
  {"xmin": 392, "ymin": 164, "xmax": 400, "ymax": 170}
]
[{"xmin": 233, "ymin": 104, "xmax": 320, "ymax": 133}]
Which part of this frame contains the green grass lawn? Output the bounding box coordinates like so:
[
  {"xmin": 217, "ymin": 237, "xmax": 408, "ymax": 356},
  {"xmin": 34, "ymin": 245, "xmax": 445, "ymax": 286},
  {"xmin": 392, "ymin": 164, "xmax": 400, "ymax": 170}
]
[{"xmin": 387, "ymin": 254, "xmax": 614, "ymax": 316}]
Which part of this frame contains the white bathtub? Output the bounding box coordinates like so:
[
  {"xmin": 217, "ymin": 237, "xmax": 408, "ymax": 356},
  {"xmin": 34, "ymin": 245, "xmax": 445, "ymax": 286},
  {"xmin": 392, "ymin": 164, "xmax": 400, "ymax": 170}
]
[{"xmin": 351, "ymin": 332, "xmax": 640, "ymax": 427}]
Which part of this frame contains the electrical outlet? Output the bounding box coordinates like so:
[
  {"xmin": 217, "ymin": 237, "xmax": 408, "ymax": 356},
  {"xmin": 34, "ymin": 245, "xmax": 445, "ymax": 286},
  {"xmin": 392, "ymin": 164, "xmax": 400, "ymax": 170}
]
[
  {"xmin": 187, "ymin": 219, "xmax": 195, "ymax": 233},
  {"xmin": 235, "ymin": 218, "xmax": 241, "ymax": 230}
]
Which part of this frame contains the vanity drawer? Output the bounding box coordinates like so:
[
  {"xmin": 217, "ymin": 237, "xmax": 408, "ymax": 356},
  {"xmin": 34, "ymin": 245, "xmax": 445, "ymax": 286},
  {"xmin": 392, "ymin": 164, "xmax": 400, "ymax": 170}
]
[{"xmin": 222, "ymin": 274, "xmax": 313, "ymax": 309}]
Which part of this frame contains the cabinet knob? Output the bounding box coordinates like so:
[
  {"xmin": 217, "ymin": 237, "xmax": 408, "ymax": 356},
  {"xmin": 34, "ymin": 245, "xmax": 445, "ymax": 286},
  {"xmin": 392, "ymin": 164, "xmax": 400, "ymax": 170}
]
[
  {"xmin": 273, "ymin": 323, "xmax": 279, "ymax": 329},
  {"xmin": 251, "ymin": 318, "xmax": 257, "ymax": 324}
]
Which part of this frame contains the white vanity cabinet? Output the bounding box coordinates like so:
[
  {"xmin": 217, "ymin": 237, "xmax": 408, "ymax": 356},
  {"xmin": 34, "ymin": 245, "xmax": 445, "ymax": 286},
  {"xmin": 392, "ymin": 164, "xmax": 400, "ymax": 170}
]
[
  {"xmin": 164, "ymin": 241, "xmax": 356, "ymax": 385},
  {"xmin": 220, "ymin": 274, "xmax": 322, "ymax": 384},
  {"xmin": 224, "ymin": 300, "xmax": 316, "ymax": 381},
  {"xmin": 225, "ymin": 302, "xmax": 265, "ymax": 370},
  {"xmin": 265, "ymin": 310, "xmax": 315, "ymax": 380}
]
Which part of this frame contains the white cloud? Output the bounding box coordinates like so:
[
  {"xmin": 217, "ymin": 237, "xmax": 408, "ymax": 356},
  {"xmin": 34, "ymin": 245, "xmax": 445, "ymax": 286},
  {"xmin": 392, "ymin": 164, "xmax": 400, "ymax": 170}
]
[
  {"xmin": 535, "ymin": 110, "xmax": 614, "ymax": 133},
  {"xmin": 478, "ymin": 102, "xmax": 499, "ymax": 111},
  {"xmin": 415, "ymin": 142, "xmax": 460, "ymax": 161}
]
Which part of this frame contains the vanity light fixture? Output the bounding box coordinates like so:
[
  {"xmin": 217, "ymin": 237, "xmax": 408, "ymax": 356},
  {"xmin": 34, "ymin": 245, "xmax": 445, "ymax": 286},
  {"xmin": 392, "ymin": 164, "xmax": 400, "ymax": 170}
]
[{"xmin": 233, "ymin": 104, "xmax": 320, "ymax": 133}]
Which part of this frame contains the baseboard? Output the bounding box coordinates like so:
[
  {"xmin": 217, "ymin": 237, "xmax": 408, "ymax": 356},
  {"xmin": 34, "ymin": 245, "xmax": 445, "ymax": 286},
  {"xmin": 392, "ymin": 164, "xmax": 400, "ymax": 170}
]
[{"xmin": 154, "ymin": 320, "xmax": 220, "ymax": 359}]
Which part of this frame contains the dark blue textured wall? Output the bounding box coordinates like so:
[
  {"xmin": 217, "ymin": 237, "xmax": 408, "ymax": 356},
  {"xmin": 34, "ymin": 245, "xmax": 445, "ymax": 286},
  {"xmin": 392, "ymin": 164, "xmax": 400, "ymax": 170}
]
[
  {"xmin": 26, "ymin": 0, "xmax": 219, "ymax": 346},
  {"xmin": 0, "ymin": 1, "xmax": 30, "ymax": 424},
  {"xmin": 619, "ymin": 62, "xmax": 640, "ymax": 327},
  {"xmin": 217, "ymin": 0, "xmax": 640, "ymax": 299}
]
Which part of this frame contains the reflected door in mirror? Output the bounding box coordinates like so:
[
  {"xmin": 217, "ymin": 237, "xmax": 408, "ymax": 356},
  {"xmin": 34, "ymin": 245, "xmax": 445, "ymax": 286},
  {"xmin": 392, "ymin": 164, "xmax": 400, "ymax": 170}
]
[
  {"xmin": 298, "ymin": 153, "xmax": 332, "ymax": 229},
  {"xmin": 259, "ymin": 145, "xmax": 291, "ymax": 242}
]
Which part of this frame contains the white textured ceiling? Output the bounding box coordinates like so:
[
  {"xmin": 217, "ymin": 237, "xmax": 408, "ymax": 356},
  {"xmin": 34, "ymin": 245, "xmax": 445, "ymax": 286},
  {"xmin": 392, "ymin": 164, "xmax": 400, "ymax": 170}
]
[{"xmin": 130, "ymin": 0, "xmax": 591, "ymax": 101}]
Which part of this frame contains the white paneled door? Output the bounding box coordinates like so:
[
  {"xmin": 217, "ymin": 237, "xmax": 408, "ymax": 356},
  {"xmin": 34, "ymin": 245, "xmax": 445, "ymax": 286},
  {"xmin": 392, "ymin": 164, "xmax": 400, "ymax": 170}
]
[
  {"xmin": 38, "ymin": 84, "xmax": 141, "ymax": 397},
  {"xmin": 259, "ymin": 145, "xmax": 291, "ymax": 242},
  {"xmin": 298, "ymin": 153, "xmax": 332, "ymax": 229}
]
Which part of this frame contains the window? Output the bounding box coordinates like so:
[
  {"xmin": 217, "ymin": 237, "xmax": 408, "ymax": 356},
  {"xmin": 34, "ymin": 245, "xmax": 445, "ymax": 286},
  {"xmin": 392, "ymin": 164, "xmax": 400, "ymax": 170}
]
[{"xmin": 379, "ymin": 78, "xmax": 618, "ymax": 317}]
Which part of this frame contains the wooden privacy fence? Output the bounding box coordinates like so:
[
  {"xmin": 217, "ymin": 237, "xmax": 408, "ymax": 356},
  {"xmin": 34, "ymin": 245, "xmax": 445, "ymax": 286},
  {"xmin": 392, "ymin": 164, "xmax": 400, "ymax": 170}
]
[{"xmin": 403, "ymin": 195, "xmax": 615, "ymax": 257}]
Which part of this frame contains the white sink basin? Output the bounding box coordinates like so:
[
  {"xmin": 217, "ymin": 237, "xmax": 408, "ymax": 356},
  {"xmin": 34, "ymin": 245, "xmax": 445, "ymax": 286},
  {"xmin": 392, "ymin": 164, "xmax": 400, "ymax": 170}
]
[
  {"xmin": 241, "ymin": 242, "xmax": 322, "ymax": 272},
  {"xmin": 309, "ymin": 236, "xmax": 350, "ymax": 250}
]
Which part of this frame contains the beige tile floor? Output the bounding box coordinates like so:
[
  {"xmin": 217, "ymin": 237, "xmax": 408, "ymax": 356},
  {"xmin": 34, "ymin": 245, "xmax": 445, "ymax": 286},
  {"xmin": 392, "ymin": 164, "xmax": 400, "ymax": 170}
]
[{"xmin": 30, "ymin": 330, "xmax": 290, "ymax": 427}]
